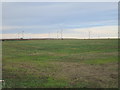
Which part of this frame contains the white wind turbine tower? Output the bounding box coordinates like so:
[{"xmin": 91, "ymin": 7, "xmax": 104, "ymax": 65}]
[
  {"xmin": 57, "ymin": 31, "xmax": 59, "ymax": 39},
  {"xmin": 88, "ymin": 30, "xmax": 91, "ymax": 39},
  {"xmin": 61, "ymin": 29, "xmax": 63, "ymax": 40},
  {"xmin": 22, "ymin": 31, "xmax": 24, "ymax": 39},
  {"xmin": 58, "ymin": 24, "xmax": 63, "ymax": 40},
  {"xmin": 18, "ymin": 32, "xmax": 20, "ymax": 39},
  {"xmin": 48, "ymin": 32, "xmax": 51, "ymax": 39},
  {"xmin": 118, "ymin": 31, "xmax": 120, "ymax": 39}
]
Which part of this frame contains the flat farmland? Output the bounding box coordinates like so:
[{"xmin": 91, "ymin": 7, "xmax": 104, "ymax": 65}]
[{"xmin": 2, "ymin": 39, "xmax": 118, "ymax": 88}]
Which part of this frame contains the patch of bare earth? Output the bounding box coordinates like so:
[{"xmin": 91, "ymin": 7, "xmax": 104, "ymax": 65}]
[
  {"xmin": 6, "ymin": 61, "xmax": 118, "ymax": 88},
  {"xmin": 49, "ymin": 62, "xmax": 118, "ymax": 88}
]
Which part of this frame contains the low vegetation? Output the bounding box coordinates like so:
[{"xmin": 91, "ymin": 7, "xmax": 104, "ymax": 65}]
[{"xmin": 2, "ymin": 39, "xmax": 118, "ymax": 88}]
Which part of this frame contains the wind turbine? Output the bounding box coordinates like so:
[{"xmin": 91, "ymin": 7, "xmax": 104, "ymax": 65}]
[
  {"xmin": 88, "ymin": 30, "xmax": 91, "ymax": 39},
  {"xmin": 22, "ymin": 31, "xmax": 24, "ymax": 39},
  {"xmin": 58, "ymin": 24, "xmax": 64, "ymax": 40},
  {"xmin": 18, "ymin": 32, "xmax": 20, "ymax": 39},
  {"xmin": 57, "ymin": 31, "xmax": 59, "ymax": 39}
]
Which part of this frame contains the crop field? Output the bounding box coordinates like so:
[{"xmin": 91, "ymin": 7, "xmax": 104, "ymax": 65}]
[{"xmin": 2, "ymin": 39, "xmax": 118, "ymax": 88}]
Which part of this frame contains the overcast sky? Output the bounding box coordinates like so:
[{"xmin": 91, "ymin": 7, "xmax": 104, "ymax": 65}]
[{"xmin": 2, "ymin": 2, "xmax": 118, "ymax": 39}]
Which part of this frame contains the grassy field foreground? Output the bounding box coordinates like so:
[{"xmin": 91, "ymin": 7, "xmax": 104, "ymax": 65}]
[{"xmin": 2, "ymin": 39, "xmax": 118, "ymax": 88}]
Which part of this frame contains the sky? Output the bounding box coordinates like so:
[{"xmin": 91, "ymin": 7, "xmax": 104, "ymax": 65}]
[{"xmin": 1, "ymin": 2, "xmax": 118, "ymax": 39}]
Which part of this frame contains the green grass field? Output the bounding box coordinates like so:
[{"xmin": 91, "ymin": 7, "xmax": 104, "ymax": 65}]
[{"xmin": 2, "ymin": 39, "xmax": 118, "ymax": 88}]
